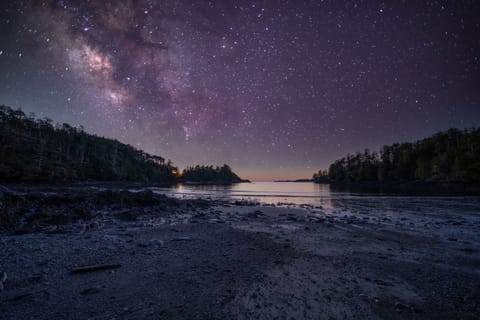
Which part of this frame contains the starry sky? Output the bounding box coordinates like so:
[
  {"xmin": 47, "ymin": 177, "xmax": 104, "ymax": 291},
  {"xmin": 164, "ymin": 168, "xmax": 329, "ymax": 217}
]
[{"xmin": 1, "ymin": 1, "xmax": 479, "ymax": 180}]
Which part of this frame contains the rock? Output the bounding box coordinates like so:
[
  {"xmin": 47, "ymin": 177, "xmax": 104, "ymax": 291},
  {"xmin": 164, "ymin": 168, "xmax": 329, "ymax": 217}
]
[
  {"xmin": 71, "ymin": 264, "xmax": 121, "ymax": 273},
  {"xmin": 0, "ymin": 186, "xmax": 11, "ymax": 211},
  {"xmin": 0, "ymin": 271, "xmax": 6, "ymax": 291},
  {"xmin": 193, "ymin": 212, "xmax": 206, "ymax": 218},
  {"xmin": 247, "ymin": 210, "xmax": 264, "ymax": 218},
  {"xmin": 395, "ymin": 302, "xmax": 408, "ymax": 311},
  {"xmin": 148, "ymin": 239, "xmax": 165, "ymax": 248},
  {"xmin": 411, "ymin": 306, "xmax": 424, "ymax": 314},
  {"xmin": 172, "ymin": 236, "xmax": 192, "ymax": 241},
  {"xmin": 0, "ymin": 185, "xmax": 10, "ymax": 197},
  {"xmin": 11, "ymin": 292, "xmax": 34, "ymax": 301},
  {"xmin": 80, "ymin": 287, "xmax": 101, "ymax": 295}
]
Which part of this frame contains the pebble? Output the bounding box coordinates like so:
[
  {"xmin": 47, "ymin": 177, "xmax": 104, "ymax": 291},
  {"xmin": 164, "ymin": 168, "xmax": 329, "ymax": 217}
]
[
  {"xmin": 80, "ymin": 287, "xmax": 101, "ymax": 295},
  {"xmin": 148, "ymin": 239, "xmax": 165, "ymax": 248},
  {"xmin": 172, "ymin": 236, "xmax": 192, "ymax": 241},
  {"xmin": 395, "ymin": 302, "xmax": 407, "ymax": 311},
  {"xmin": 0, "ymin": 271, "xmax": 6, "ymax": 291}
]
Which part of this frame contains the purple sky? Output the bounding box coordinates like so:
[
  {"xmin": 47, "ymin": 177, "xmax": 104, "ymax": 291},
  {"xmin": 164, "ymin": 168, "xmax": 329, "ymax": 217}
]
[{"xmin": 1, "ymin": 0, "xmax": 479, "ymax": 180}]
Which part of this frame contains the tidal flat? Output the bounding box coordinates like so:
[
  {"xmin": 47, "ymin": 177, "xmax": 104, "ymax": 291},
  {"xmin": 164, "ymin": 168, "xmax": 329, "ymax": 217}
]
[{"xmin": 0, "ymin": 186, "xmax": 479, "ymax": 320}]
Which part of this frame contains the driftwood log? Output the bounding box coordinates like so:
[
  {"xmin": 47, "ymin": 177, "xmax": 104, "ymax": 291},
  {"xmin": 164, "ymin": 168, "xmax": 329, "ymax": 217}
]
[{"xmin": 71, "ymin": 264, "xmax": 121, "ymax": 274}]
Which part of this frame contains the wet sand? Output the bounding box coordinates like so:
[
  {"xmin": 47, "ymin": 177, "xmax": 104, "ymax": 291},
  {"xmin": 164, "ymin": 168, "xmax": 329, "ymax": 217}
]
[{"xmin": 0, "ymin": 187, "xmax": 479, "ymax": 319}]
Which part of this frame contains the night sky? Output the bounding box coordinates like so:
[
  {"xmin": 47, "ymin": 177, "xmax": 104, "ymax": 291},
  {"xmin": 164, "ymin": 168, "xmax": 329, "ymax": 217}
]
[{"xmin": 1, "ymin": 1, "xmax": 479, "ymax": 180}]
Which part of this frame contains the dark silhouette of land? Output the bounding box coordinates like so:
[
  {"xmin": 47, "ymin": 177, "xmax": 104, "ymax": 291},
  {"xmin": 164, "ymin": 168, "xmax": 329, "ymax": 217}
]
[
  {"xmin": 181, "ymin": 165, "xmax": 249, "ymax": 184},
  {"xmin": 0, "ymin": 105, "xmax": 243, "ymax": 184},
  {"xmin": 313, "ymin": 127, "xmax": 480, "ymax": 194}
]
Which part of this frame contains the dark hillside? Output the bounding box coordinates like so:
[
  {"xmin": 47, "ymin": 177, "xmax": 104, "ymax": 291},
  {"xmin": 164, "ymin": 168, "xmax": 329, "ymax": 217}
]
[
  {"xmin": 314, "ymin": 127, "xmax": 480, "ymax": 184},
  {"xmin": 0, "ymin": 105, "xmax": 177, "ymax": 182}
]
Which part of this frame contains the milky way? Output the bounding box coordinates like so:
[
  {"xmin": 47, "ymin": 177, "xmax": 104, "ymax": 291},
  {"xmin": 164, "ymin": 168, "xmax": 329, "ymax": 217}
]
[{"xmin": 1, "ymin": 1, "xmax": 479, "ymax": 179}]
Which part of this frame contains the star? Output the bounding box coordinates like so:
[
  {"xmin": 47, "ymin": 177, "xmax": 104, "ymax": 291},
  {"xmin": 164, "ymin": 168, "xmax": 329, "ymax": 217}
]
[{"xmin": 0, "ymin": 0, "xmax": 478, "ymax": 180}]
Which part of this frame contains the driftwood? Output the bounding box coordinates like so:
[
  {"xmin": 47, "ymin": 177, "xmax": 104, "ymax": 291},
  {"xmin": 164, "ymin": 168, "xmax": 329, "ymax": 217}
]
[{"xmin": 71, "ymin": 263, "xmax": 121, "ymax": 274}]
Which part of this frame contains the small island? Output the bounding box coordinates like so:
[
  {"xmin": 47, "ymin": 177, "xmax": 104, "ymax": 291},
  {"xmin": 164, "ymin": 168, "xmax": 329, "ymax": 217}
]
[
  {"xmin": 273, "ymin": 179, "xmax": 314, "ymax": 183},
  {"xmin": 180, "ymin": 165, "xmax": 250, "ymax": 184}
]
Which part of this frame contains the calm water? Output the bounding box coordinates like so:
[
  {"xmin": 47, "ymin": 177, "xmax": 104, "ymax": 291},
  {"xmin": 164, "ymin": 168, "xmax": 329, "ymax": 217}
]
[
  {"xmin": 148, "ymin": 182, "xmax": 480, "ymax": 215},
  {"xmin": 152, "ymin": 182, "xmax": 331, "ymax": 205}
]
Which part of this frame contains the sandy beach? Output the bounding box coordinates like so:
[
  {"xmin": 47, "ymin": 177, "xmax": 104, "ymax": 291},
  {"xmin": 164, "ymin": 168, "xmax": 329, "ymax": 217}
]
[{"xmin": 1, "ymin": 187, "xmax": 479, "ymax": 319}]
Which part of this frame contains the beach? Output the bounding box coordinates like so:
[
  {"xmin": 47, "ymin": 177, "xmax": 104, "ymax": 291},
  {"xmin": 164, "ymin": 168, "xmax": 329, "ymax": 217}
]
[{"xmin": 1, "ymin": 187, "xmax": 479, "ymax": 319}]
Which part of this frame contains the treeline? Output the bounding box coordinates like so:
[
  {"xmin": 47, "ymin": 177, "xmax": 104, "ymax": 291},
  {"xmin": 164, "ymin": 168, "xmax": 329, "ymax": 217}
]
[
  {"xmin": 181, "ymin": 165, "xmax": 244, "ymax": 183},
  {"xmin": 314, "ymin": 128, "xmax": 480, "ymax": 183},
  {"xmin": 0, "ymin": 105, "xmax": 178, "ymax": 182}
]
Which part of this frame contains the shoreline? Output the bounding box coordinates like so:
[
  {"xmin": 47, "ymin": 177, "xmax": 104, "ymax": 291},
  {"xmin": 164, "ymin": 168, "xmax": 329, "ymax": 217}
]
[
  {"xmin": 316, "ymin": 180, "xmax": 480, "ymax": 196},
  {"xmin": 1, "ymin": 186, "xmax": 479, "ymax": 319}
]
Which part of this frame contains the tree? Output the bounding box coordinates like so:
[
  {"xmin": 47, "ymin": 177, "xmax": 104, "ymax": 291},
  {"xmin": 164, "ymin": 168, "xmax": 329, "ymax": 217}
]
[
  {"xmin": 0, "ymin": 105, "xmax": 177, "ymax": 183},
  {"xmin": 316, "ymin": 126, "xmax": 480, "ymax": 183}
]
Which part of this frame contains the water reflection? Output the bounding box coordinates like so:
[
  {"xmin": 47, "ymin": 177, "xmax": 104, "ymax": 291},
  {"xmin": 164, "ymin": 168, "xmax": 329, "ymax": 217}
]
[
  {"xmin": 156, "ymin": 182, "xmax": 334, "ymax": 208},
  {"xmin": 150, "ymin": 182, "xmax": 480, "ymax": 216}
]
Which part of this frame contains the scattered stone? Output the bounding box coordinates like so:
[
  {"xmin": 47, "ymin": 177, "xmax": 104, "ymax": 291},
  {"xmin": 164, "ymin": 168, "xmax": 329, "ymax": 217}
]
[
  {"xmin": 0, "ymin": 185, "xmax": 9, "ymax": 201},
  {"xmin": 247, "ymin": 210, "xmax": 264, "ymax": 218},
  {"xmin": 80, "ymin": 287, "xmax": 101, "ymax": 295},
  {"xmin": 71, "ymin": 263, "xmax": 121, "ymax": 274},
  {"xmin": 0, "ymin": 271, "xmax": 7, "ymax": 291},
  {"xmin": 148, "ymin": 239, "xmax": 165, "ymax": 248},
  {"xmin": 11, "ymin": 292, "xmax": 34, "ymax": 301},
  {"xmin": 172, "ymin": 236, "xmax": 193, "ymax": 241},
  {"xmin": 374, "ymin": 279, "xmax": 393, "ymax": 286},
  {"xmin": 193, "ymin": 212, "xmax": 206, "ymax": 218},
  {"xmin": 395, "ymin": 302, "xmax": 408, "ymax": 311},
  {"xmin": 411, "ymin": 306, "xmax": 424, "ymax": 314}
]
